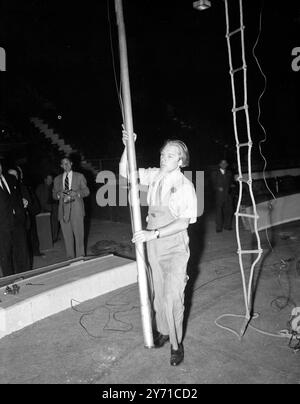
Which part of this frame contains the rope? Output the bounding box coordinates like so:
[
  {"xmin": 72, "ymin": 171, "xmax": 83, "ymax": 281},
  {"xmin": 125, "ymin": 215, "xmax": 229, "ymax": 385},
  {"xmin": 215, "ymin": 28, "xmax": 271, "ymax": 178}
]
[{"xmin": 224, "ymin": 0, "xmax": 263, "ymax": 336}]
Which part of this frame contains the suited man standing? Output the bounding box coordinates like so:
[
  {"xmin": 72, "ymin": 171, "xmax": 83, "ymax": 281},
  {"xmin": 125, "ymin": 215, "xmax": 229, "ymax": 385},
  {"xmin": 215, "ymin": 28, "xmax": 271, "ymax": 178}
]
[
  {"xmin": 211, "ymin": 159, "xmax": 234, "ymax": 232},
  {"xmin": 0, "ymin": 160, "xmax": 30, "ymax": 277},
  {"xmin": 53, "ymin": 157, "xmax": 90, "ymax": 259}
]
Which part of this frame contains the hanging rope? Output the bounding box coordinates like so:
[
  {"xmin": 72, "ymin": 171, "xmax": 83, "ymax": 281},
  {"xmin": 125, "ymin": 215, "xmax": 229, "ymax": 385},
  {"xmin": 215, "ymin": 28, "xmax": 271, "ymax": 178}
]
[{"xmin": 223, "ymin": 0, "xmax": 263, "ymax": 337}]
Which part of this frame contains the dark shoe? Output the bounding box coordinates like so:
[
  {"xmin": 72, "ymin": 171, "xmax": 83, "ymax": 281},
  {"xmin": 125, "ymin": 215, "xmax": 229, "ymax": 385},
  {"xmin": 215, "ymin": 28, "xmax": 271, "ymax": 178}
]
[
  {"xmin": 34, "ymin": 252, "xmax": 45, "ymax": 257},
  {"xmin": 170, "ymin": 343, "xmax": 184, "ymax": 366},
  {"xmin": 216, "ymin": 229, "xmax": 222, "ymax": 233},
  {"xmin": 154, "ymin": 333, "xmax": 169, "ymax": 348},
  {"xmin": 224, "ymin": 227, "xmax": 232, "ymax": 231}
]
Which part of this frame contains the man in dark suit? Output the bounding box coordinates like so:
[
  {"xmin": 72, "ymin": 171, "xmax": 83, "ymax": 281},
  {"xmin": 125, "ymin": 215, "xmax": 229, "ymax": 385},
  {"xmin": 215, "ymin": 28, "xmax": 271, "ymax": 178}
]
[
  {"xmin": 211, "ymin": 159, "xmax": 234, "ymax": 232},
  {"xmin": 0, "ymin": 160, "xmax": 30, "ymax": 277},
  {"xmin": 53, "ymin": 157, "xmax": 90, "ymax": 259}
]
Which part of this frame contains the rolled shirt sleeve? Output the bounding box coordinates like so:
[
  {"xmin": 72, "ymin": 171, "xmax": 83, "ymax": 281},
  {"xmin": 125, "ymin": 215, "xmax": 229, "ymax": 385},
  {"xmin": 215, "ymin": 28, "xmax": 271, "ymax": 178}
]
[{"xmin": 169, "ymin": 179, "xmax": 198, "ymax": 223}]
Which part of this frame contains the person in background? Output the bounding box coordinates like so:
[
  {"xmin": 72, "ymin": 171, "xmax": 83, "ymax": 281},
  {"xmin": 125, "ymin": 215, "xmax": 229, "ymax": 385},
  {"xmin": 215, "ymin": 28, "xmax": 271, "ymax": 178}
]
[
  {"xmin": 120, "ymin": 130, "xmax": 198, "ymax": 366},
  {"xmin": 8, "ymin": 166, "xmax": 43, "ymax": 263},
  {"xmin": 36, "ymin": 173, "xmax": 59, "ymax": 243},
  {"xmin": 53, "ymin": 157, "xmax": 90, "ymax": 259},
  {"xmin": 211, "ymin": 159, "xmax": 235, "ymax": 232},
  {"xmin": 0, "ymin": 160, "xmax": 30, "ymax": 276}
]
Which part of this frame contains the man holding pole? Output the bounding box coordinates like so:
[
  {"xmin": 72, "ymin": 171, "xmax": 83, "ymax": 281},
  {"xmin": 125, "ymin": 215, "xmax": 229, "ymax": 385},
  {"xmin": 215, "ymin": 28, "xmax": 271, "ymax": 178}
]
[{"xmin": 120, "ymin": 132, "xmax": 197, "ymax": 366}]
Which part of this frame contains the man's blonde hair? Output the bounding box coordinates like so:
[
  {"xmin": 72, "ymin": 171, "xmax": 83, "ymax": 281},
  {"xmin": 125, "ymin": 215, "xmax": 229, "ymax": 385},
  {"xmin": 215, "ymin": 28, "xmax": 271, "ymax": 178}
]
[{"xmin": 160, "ymin": 139, "xmax": 190, "ymax": 167}]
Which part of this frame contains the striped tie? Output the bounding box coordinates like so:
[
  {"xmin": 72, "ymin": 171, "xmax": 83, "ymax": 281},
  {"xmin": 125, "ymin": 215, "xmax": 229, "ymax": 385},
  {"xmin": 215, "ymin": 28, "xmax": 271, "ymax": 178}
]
[
  {"xmin": 0, "ymin": 177, "xmax": 9, "ymax": 195},
  {"xmin": 64, "ymin": 173, "xmax": 69, "ymax": 191},
  {"xmin": 155, "ymin": 178, "xmax": 163, "ymax": 206}
]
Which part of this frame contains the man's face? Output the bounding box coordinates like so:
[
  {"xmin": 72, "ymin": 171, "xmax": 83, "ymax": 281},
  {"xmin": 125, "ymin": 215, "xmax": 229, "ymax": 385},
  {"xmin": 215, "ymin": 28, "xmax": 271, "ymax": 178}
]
[
  {"xmin": 219, "ymin": 160, "xmax": 228, "ymax": 170},
  {"xmin": 61, "ymin": 159, "xmax": 72, "ymax": 173},
  {"xmin": 45, "ymin": 175, "xmax": 53, "ymax": 186},
  {"xmin": 160, "ymin": 144, "xmax": 182, "ymax": 173}
]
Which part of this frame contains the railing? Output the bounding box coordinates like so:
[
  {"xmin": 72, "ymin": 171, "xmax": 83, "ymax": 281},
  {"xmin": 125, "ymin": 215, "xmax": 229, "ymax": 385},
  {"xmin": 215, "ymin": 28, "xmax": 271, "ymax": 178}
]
[{"xmin": 234, "ymin": 167, "xmax": 300, "ymax": 181}]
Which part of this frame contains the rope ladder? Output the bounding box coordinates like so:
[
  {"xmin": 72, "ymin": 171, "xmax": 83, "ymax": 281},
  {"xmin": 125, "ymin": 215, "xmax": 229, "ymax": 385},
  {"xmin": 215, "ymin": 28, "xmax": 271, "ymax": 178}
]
[{"xmin": 224, "ymin": 0, "xmax": 263, "ymax": 337}]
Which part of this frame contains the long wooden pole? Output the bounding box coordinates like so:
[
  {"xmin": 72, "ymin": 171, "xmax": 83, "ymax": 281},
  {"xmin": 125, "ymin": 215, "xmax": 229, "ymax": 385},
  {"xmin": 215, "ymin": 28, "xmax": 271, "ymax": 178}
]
[{"xmin": 114, "ymin": 0, "xmax": 154, "ymax": 348}]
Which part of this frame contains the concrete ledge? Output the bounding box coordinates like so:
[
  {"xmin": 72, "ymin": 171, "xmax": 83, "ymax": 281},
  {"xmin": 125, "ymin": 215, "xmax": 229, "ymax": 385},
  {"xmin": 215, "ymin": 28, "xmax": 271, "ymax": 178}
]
[
  {"xmin": 0, "ymin": 255, "xmax": 137, "ymax": 339},
  {"xmin": 245, "ymin": 193, "xmax": 300, "ymax": 232}
]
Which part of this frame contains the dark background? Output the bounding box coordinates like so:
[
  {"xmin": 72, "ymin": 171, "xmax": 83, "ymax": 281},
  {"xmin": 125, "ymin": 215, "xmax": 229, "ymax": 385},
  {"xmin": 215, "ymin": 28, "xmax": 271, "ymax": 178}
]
[{"xmin": 0, "ymin": 0, "xmax": 300, "ymax": 172}]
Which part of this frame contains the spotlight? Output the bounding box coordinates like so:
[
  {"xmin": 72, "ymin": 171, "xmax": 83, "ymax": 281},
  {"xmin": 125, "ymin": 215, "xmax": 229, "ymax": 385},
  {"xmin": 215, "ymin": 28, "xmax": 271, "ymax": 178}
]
[
  {"xmin": 57, "ymin": 115, "xmax": 62, "ymax": 120},
  {"xmin": 193, "ymin": 0, "xmax": 211, "ymax": 11}
]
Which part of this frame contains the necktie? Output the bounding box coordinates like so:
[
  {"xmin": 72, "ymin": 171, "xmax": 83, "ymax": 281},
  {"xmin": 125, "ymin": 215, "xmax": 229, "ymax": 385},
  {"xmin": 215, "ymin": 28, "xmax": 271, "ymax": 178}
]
[
  {"xmin": 64, "ymin": 173, "xmax": 69, "ymax": 191},
  {"xmin": 155, "ymin": 177, "xmax": 163, "ymax": 206},
  {"xmin": 0, "ymin": 177, "xmax": 9, "ymax": 195}
]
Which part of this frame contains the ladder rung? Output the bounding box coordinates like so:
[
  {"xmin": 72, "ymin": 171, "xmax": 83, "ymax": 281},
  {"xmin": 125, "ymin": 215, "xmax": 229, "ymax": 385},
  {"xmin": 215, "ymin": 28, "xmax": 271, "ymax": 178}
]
[
  {"xmin": 237, "ymin": 250, "xmax": 263, "ymax": 255},
  {"xmin": 230, "ymin": 65, "xmax": 246, "ymax": 75},
  {"xmin": 232, "ymin": 105, "xmax": 248, "ymax": 112},
  {"xmin": 236, "ymin": 177, "xmax": 253, "ymax": 184},
  {"xmin": 236, "ymin": 213, "xmax": 258, "ymax": 219},
  {"xmin": 226, "ymin": 26, "xmax": 245, "ymax": 38},
  {"xmin": 238, "ymin": 142, "xmax": 252, "ymax": 147}
]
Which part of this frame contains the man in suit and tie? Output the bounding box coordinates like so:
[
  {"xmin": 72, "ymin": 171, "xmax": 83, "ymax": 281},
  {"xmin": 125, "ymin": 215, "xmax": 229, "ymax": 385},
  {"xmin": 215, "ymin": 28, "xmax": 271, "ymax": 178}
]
[
  {"xmin": 0, "ymin": 160, "xmax": 30, "ymax": 277},
  {"xmin": 53, "ymin": 157, "xmax": 90, "ymax": 259},
  {"xmin": 211, "ymin": 159, "xmax": 235, "ymax": 232}
]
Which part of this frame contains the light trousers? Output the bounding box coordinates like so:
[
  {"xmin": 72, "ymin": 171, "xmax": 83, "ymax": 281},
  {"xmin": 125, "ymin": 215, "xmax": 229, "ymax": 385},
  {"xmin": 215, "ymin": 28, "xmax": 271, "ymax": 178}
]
[
  {"xmin": 60, "ymin": 215, "xmax": 85, "ymax": 259},
  {"xmin": 146, "ymin": 231, "xmax": 190, "ymax": 349}
]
